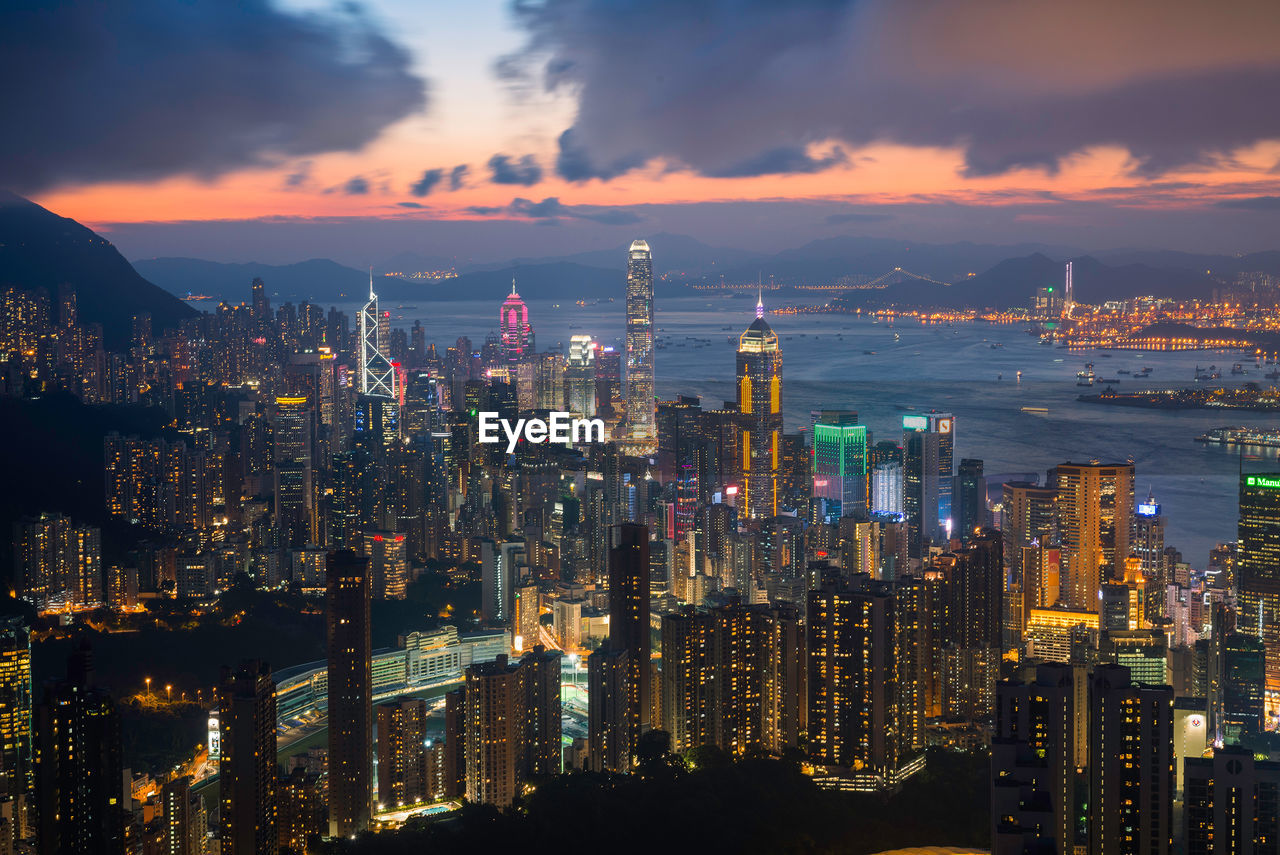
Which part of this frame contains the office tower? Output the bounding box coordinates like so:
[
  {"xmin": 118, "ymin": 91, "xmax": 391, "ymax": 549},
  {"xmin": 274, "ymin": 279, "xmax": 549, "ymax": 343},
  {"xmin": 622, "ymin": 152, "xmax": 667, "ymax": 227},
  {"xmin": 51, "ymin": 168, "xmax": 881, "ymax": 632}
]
[
  {"xmin": 660, "ymin": 608, "xmax": 716, "ymax": 753},
  {"xmin": 812, "ymin": 411, "xmax": 867, "ymax": 522},
  {"xmin": 362, "ymin": 531, "xmax": 408, "ymax": 600},
  {"xmin": 480, "ymin": 540, "xmax": 521, "ymax": 627},
  {"xmin": 1185, "ymin": 746, "xmax": 1280, "ymax": 855},
  {"xmin": 608, "ymin": 524, "xmax": 651, "ymax": 743},
  {"xmin": 1221, "ymin": 632, "xmax": 1265, "ymax": 743},
  {"xmin": 587, "ymin": 646, "xmax": 631, "ymax": 772},
  {"xmin": 955, "ymin": 458, "xmax": 985, "ymax": 536},
  {"xmin": 326, "ymin": 549, "xmax": 372, "ymax": 837},
  {"xmin": 807, "ymin": 578, "xmax": 916, "ymax": 788},
  {"xmin": 499, "ymin": 280, "xmax": 534, "ymax": 365},
  {"xmin": 736, "ymin": 295, "xmax": 783, "ymax": 520},
  {"xmin": 991, "ymin": 663, "xmax": 1083, "ymax": 855},
  {"xmin": 34, "ymin": 643, "xmax": 125, "ymax": 854},
  {"xmin": 1134, "ymin": 492, "xmax": 1166, "ymax": 577},
  {"xmin": 359, "ymin": 273, "xmax": 396, "ymax": 399},
  {"xmin": 0, "ymin": 617, "xmax": 31, "ymax": 824},
  {"xmin": 595, "ymin": 346, "xmax": 621, "ymax": 420},
  {"xmin": 624, "ymin": 239, "xmax": 655, "ymax": 449},
  {"xmin": 1001, "ymin": 481, "xmax": 1057, "ymax": 649},
  {"xmin": 376, "ymin": 697, "xmax": 427, "ymax": 809},
  {"xmin": 1090, "ymin": 664, "xmax": 1174, "ymax": 855},
  {"xmin": 1238, "ymin": 473, "xmax": 1280, "ymax": 695},
  {"xmin": 273, "ymin": 395, "xmax": 314, "ymax": 545},
  {"xmin": 871, "ymin": 460, "xmax": 903, "ymax": 518},
  {"xmin": 565, "ymin": 335, "xmax": 597, "ymax": 418},
  {"xmin": 14, "ymin": 513, "xmax": 102, "ymax": 611},
  {"xmin": 1101, "ymin": 629, "xmax": 1169, "ymax": 685},
  {"xmin": 218, "ymin": 661, "xmax": 277, "ymax": 855},
  {"xmin": 1055, "ymin": 461, "xmax": 1135, "ymax": 612},
  {"xmin": 902, "ymin": 413, "xmax": 954, "ymax": 557},
  {"xmin": 513, "ymin": 582, "xmax": 540, "ymax": 653},
  {"xmin": 951, "ymin": 531, "xmax": 1004, "ymax": 650},
  {"xmin": 162, "ymin": 775, "xmax": 192, "ymax": 855}
]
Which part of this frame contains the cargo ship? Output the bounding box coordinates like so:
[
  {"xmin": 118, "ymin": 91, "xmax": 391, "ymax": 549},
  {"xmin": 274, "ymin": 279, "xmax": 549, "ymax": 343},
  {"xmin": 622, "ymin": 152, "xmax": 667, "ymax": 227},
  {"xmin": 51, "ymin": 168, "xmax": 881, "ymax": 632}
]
[{"xmin": 1196, "ymin": 426, "xmax": 1280, "ymax": 448}]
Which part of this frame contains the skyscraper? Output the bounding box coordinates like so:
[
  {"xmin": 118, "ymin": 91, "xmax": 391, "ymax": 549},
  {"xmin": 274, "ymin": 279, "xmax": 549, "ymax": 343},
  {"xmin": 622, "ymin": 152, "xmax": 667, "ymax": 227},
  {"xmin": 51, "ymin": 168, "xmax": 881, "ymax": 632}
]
[
  {"xmin": 564, "ymin": 335, "xmax": 597, "ymax": 418},
  {"xmin": 955, "ymin": 458, "xmax": 985, "ymax": 536},
  {"xmin": 376, "ymin": 697, "xmax": 428, "ymax": 809},
  {"xmin": 499, "ymin": 280, "xmax": 534, "ymax": 365},
  {"xmin": 273, "ymin": 395, "xmax": 314, "ymax": 545},
  {"xmin": 326, "ymin": 549, "xmax": 372, "ymax": 837},
  {"xmin": 624, "ymin": 239, "xmax": 655, "ymax": 450},
  {"xmin": 660, "ymin": 608, "xmax": 716, "ymax": 754},
  {"xmin": 1238, "ymin": 472, "xmax": 1280, "ymax": 696},
  {"xmin": 34, "ymin": 643, "xmax": 125, "ymax": 854},
  {"xmin": 218, "ymin": 661, "xmax": 277, "ymax": 855},
  {"xmin": 1056, "ymin": 461, "xmax": 1135, "ymax": 612},
  {"xmin": 608, "ymin": 524, "xmax": 651, "ymax": 741},
  {"xmin": 1185, "ymin": 746, "xmax": 1280, "ymax": 855},
  {"xmin": 812, "ymin": 411, "xmax": 867, "ymax": 522},
  {"xmin": 0, "ymin": 617, "xmax": 31, "ymax": 828},
  {"xmin": 737, "ymin": 295, "xmax": 783, "ymax": 520},
  {"xmin": 359, "ymin": 272, "xmax": 396, "ymax": 399},
  {"xmin": 902, "ymin": 412, "xmax": 954, "ymax": 557}
]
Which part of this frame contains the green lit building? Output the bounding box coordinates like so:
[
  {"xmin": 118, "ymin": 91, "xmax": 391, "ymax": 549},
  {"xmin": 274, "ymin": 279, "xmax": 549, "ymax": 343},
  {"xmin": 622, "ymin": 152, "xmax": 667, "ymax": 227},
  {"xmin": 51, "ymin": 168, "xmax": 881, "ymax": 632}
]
[
  {"xmin": 1238, "ymin": 473, "xmax": 1280, "ymax": 697},
  {"xmin": 811, "ymin": 411, "xmax": 867, "ymax": 523}
]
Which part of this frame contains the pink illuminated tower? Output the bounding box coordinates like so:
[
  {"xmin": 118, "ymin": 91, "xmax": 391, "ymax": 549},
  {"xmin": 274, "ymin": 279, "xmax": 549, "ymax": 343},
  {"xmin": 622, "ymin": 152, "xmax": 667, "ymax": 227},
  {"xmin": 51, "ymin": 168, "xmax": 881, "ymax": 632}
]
[{"xmin": 499, "ymin": 278, "xmax": 534, "ymax": 364}]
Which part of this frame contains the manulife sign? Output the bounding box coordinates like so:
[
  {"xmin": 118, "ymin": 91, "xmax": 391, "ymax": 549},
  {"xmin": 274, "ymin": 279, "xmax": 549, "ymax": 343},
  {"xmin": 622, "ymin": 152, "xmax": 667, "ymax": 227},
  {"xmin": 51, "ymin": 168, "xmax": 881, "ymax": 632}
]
[{"xmin": 1246, "ymin": 475, "xmax": 1280, "ymax": 489}]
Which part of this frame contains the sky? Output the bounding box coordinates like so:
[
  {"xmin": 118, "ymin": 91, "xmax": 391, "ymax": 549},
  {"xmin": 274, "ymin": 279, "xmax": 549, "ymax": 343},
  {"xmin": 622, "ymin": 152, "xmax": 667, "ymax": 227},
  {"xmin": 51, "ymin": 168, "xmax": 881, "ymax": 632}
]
[{"xmin": 8, "ymin": 0, "xmax": 1280, "ymax": 266}]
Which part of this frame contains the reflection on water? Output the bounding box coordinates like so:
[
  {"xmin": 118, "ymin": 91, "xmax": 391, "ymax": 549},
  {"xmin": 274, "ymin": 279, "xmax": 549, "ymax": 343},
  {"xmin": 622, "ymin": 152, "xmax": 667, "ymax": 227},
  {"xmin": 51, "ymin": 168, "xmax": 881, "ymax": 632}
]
[{"xmin": 372, "ymin": 295, "xmax": 1280, "ymax": 566}]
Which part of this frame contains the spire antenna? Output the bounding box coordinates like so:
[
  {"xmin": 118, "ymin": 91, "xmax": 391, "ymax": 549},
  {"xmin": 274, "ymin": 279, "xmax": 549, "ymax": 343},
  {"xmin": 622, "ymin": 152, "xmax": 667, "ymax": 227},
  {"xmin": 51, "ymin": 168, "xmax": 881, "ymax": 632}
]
[
  {"xmin": 369, "ymin": 266, "xmax": 375, "ymax": 300},
  {"xmin": 511, "ymin": 276, "xmax": 517, "ymax": 297}
]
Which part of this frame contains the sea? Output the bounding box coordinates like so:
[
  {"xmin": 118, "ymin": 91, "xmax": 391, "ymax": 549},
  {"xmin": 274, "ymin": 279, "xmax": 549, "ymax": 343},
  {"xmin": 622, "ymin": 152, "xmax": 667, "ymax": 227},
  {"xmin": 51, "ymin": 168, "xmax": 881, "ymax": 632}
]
[{"xmin": 351, "ymin": 292, "xmax": 1280, "ymax": 567}]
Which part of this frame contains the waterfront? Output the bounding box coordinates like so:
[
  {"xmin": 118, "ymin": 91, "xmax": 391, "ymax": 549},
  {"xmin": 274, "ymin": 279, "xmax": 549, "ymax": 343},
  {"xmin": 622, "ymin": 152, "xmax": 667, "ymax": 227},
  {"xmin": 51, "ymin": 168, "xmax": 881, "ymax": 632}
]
[{"xmin": 371, "ymin": 293, "xmax": 1280, "ymax": 566}]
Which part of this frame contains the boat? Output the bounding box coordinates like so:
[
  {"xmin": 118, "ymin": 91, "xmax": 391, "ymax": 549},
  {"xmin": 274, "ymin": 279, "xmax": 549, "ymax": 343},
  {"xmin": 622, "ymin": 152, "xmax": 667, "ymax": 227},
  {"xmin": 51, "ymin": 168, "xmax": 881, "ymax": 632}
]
[
  {"xmin": 1266, "ymin": 370, "xmax": 1280, "ymax": 380},
  {"xmin": 1196, "ymin": 427, "xmax": 1280, "ymax": 448},
  {"xmin": 1021, "ymin": 406, "xmax": 1049, "ymax": 415},
  {"xmin": 1232, "ymin": 363, "xmax": 1247, "ymax": 375},
  {"xmin": 1137, "ymin": 366, "xmax": 1153, "ymax": 376},
  {"xmin": 1077, "ymin": 363, "xmax": 1096, "ymax": 386},
  {"xmin": 893, "ymin": 332, "xmax": 901, "ymax": 342},
  {"xmin": 1040, "ymin": 338, "xmax": 1053, "ymax": 346},
  {"xmin": 1117, "ymin": 369, "xmax": 1131, "ymax": 375}
]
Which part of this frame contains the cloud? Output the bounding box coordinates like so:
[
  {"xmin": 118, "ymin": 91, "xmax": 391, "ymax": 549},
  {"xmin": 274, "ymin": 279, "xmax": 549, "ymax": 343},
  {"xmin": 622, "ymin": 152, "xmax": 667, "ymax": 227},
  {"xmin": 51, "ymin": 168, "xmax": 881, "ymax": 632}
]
[
  {"xmin": 343, "ymin": 176, "xmax": 370, "ymax": 195},
  {"xmin": 488, "ymin": 154, "xmax": 543, "ymax": 186},
  {"xmin": 825, "ymin": 212, "xmax": 895, "ymax": 225},
  {"xmin": 1217, "ymin": 196, "xmax": 1280, "ymax": 211},
  {"xmin": 504, "ymin": 0, "xmax": 1280, "ymax": 181},
  {"xmin": 283, "ymin": 161, "xmax": 313, "ymax": 189},
  {"xmin": 467, "ymin": 196, "xmax": 642, "ymax": 225},
  {"xmin": 397, "ymin": 201, "xmax": 426, "ymax": 208},
  {"xmin": 704, "ymin": 146, "xmax": 847, "ymax": 178},
  {"xmin": 449, "ymin": 164, "xmax": 470, "ymax": 191},
  {"xmin": 0, "ymin": 0, "xmax": 427, "ymax": 193},
  {"xmin": 410, "ymin": 169, "xmax": 444, "ymax": 197}
]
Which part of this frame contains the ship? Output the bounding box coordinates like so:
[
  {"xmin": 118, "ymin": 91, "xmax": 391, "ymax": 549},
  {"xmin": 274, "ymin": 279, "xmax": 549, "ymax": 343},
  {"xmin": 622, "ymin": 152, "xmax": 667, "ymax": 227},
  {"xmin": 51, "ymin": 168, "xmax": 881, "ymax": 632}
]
[
  {"xmin": 1196, "ymin": 426, "xmax": 1280, "ymax": 448},
  {"xmin": 1077, "ymin": 363, "xmax": 1095, "ymax": 386}
]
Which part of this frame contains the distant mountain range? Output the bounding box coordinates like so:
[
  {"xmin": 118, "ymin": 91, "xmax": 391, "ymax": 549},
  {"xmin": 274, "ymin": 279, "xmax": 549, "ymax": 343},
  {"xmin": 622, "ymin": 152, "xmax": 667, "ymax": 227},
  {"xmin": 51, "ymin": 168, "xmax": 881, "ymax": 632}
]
[{"xmin": 0, "ymin": 192, "xmax": 195, "ymax": 349}]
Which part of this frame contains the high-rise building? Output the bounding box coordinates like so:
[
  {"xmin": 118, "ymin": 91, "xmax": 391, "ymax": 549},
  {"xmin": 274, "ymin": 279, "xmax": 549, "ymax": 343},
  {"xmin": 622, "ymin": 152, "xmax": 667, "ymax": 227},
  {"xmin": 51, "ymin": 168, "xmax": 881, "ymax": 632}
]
[
  {"xmin": 0, "ymin": 617, "xmax": 31, "ymax": 826},
  {"xmin": 359, "ymin": 273, "xmax": 396, "ymax": 399},
  {"xmin": 871, "ymin": 460, "xmax": 903, "ymax": 518},
  {"xmin": 499, "ymin": 280, "xmax": 534, "ymax": 365},
  {"xmin": 1090, "ymin": 664, "xmax": 1174, "ymax": 855},
  {"xmin": 273, "ymin": 395, "xmax": 314, "ymax": 545},
  {"xmin": 565, "ymin": 335, "xmax": 597, "ymax": 418},
  {"xmin": 362, "ymin": 531, "xmax": 408, "ymax": 600},
  {"xmin": 14, "ymin": 513, "xmax": 102, "ymax": 611},
  {"xmin": 1134, "ymin": 492, "xmax": 1166, "ymax": 578},
  {"xmin": 1221, "ymin": 632, "xmax": 1265, "ymax": 744},
  {"xmin": 902, "ymin": 413, "xmax": 954, "ymax": 557},
  {"xmin": 812, "ymin": 411, "xmax": 867, "ymax": 523},
  {"xmin": 586, "ymin": 646, "xmax": 630, "ymax": 772},
  {"xmin": 34, "ymin": 643, "xmax": 125, "ymax": 854},
  {"xmin": 737, "ymin": 295, "xmax": 783, "ymax": 520},
  {"xmin": 1001, "ymin": 481, "xmax": 1058, "ymax": 650},
  {"xmin": 992, "ymin": 663, "xmax": 1085, "ymax": 855},
  {"xmin": 1238, "ymin": 473, "xmax": 1280, "ymax": 696},
  {"xmin": 218, "ymin": 661, "xmax": 277, "ymax": 855},
  {"xmin": 376, "ymin": 697, "xmax": 428, "ymax": 809},
  {"xmin": 1185, "ymin": 746, "xmax": 1280, "ymax": 855},
  {"xmin": 660, "ymin": 607, "xmax": 716, "ymax": 754},
  {"xmin": 607, "ymin": 524, "xmax": 650, "ymax": 746},
  {"xmin": 326, "ymin": 549, "xmax": 372, "ymax": 837},
  {"xmin": 162, "ymin": 775, "xmax": 193, "ymax": 855},
  {"xmin": 1055, "ymin": 462, "xmax": 1135, "ymax": 612},
  {"xmin": 955, "ymin": 458, "xmax": 985, "ymax": 536},
  {"xmin": 623, "ymin": 239, "xmax": 655, "ymax": 450}
]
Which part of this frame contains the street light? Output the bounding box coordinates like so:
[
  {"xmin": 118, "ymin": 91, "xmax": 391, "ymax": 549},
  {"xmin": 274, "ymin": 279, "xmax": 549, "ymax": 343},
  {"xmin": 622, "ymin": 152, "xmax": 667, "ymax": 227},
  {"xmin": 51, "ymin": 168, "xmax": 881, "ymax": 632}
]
[
  {"xmin": 145, "ymin": 677, "xmax": 151, "ymax": 697},
  {"xmin": 166, "ymin": 685, "xmax": 172, "ymax": 703}
]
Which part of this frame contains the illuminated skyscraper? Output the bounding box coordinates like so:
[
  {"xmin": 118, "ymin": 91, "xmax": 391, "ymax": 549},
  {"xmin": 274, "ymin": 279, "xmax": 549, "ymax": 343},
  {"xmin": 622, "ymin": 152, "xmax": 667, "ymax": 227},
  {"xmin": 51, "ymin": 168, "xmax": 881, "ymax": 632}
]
[
  {"xmin": 608, "ymin": 524, "xmax": 651, "ymax": 740},
  {"xmin": 1237, "ymin": 473, "xmax": 1280, "ymax": 696},
  {"xmin": 326, "ymin": 549, "xmax": 372, "ymax": 837},
  {"xmin": 565, "ymin": 335, "xmax": 597, "ymax": 418},
  {"xmin": 359, "ymin": 273, "xmax": 396, "ymax": 399},
  {"xmin": 376, "ymin": 697, "xmax": 428, "ymax": 809},
  {"xmin": 812, "ymin": 411, "xmax": 866, "ymax": 522},
  {"xmin": 737, "ymin": 295, "xmax": 783, "ymax": 520},
  {"xmin": 362, "ymin": 531, "xmax": 407, "ymax": 600},
  {"xmin": 499, "ymin": 280, "xmax": 534, "ymax": 365},
  {"xmin": 624, "ymin": 239, "xmax": 655, "ymax": 450},
  {"xmin": 902, "ymin": 412, "xmax": 954, "ymax": 556},
  {"xmin": 1055, "ymin": 462, "xmax": 1134, "ymax": 612},
  {"xmin": 218, "ymin": 661, "xmax": 277, "ymax": 855},
  {"xmin": 0, "ymin": 617, "xmax": 32, "ymax": 829},
  {"xmin": 273, "ymin": 395, "xmax": 314, "ymax": 546}
]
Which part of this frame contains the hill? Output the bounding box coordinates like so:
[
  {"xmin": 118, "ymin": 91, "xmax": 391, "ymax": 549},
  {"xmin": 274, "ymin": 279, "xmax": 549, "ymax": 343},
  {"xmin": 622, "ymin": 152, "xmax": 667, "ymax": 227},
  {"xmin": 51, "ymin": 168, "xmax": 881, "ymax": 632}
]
[
  {"xmin": 133, "ymin": 256, "xmax": 370, "ymax": 304},
  {"xmin": 0, "ymin": 192, "xmax": 196, "ymax": 350}
]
